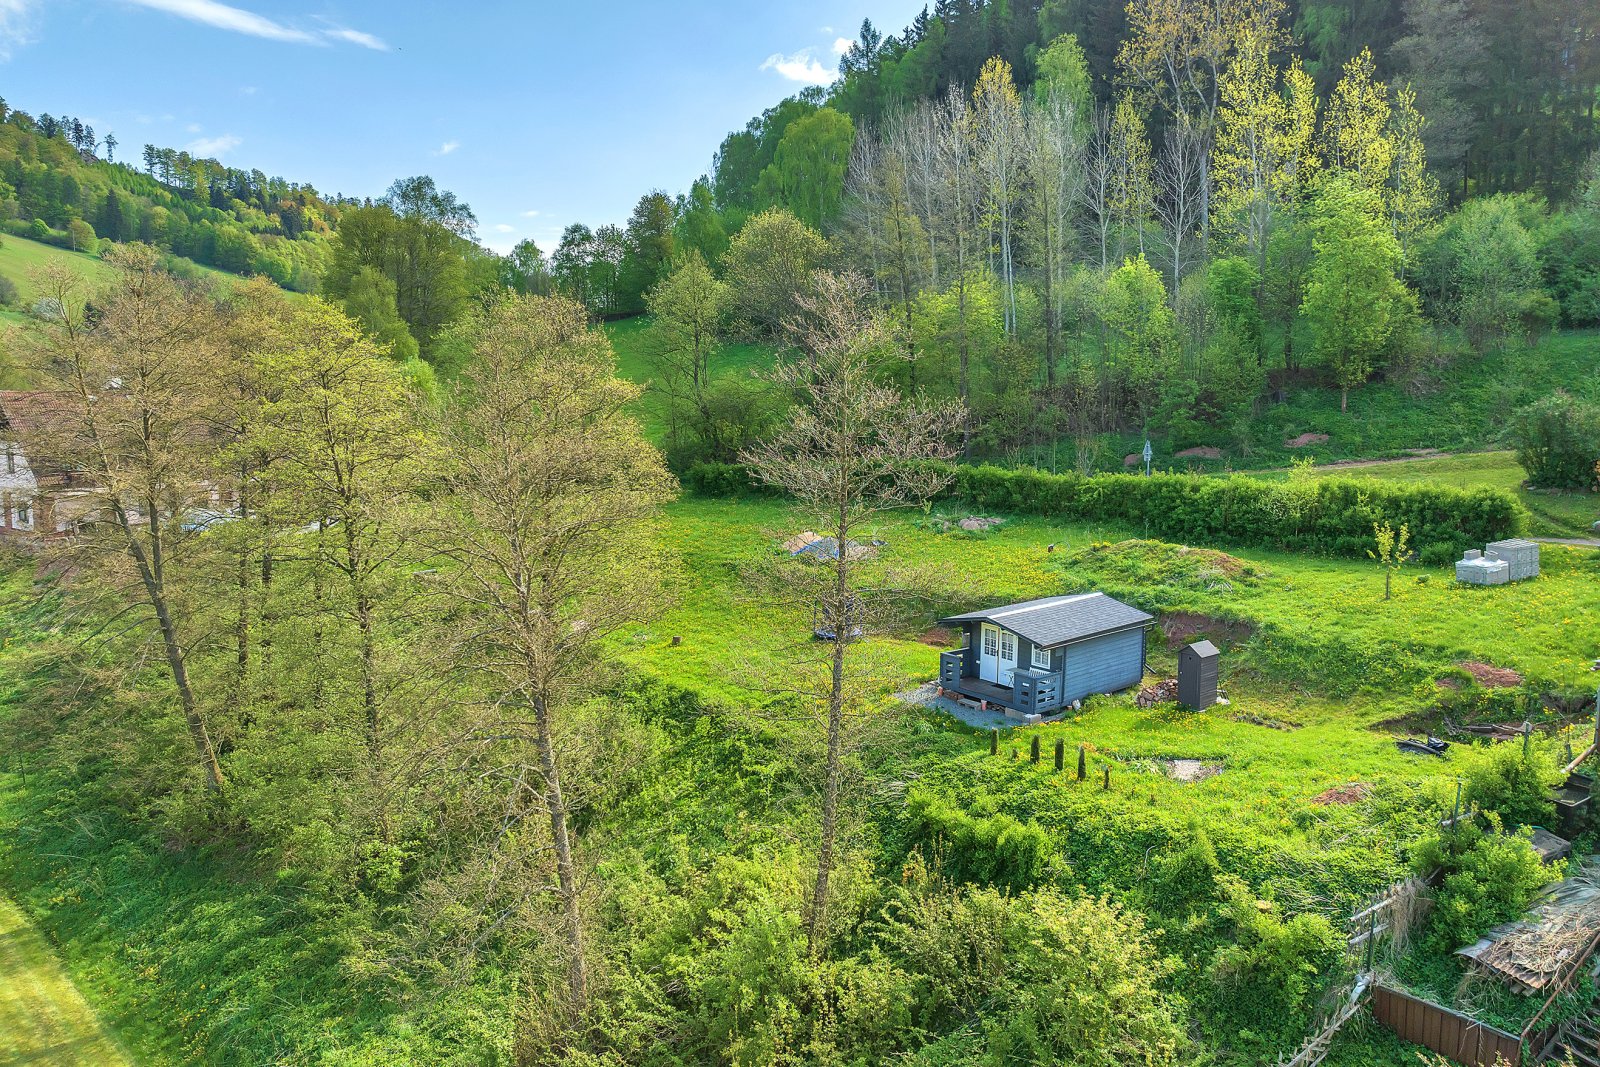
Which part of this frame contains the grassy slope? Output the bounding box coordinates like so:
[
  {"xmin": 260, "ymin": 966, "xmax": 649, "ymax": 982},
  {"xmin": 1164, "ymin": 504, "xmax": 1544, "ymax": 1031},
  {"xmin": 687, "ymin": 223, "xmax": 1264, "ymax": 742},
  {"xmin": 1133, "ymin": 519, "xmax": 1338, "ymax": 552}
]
[
  {"xmin": 618, "ymin": 496, "xmax": 1598, "ymax": 858},
  {"xmin": 604, "ymin": 315, "xmax": 777, "ymax": 441},
  {"xmin": 0, "ymin": 894, "xmax": 135, "ymax": 1066}
]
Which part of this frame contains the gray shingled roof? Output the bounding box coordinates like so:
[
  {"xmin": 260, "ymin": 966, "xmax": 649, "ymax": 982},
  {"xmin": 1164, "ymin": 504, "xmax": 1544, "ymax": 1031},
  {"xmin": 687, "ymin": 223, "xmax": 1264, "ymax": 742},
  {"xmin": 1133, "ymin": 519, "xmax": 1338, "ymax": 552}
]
[{"xmin": 941, "ymin": 593, "xmax": 1152, "ymax": 649}]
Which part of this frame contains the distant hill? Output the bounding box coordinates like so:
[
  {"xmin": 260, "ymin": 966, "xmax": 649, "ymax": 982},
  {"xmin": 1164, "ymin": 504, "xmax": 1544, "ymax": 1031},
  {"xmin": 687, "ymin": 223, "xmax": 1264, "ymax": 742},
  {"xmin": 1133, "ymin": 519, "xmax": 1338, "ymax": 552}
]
[{"xmin": 0, "ymin": 98, "xmax": 339, "ymax": 291}]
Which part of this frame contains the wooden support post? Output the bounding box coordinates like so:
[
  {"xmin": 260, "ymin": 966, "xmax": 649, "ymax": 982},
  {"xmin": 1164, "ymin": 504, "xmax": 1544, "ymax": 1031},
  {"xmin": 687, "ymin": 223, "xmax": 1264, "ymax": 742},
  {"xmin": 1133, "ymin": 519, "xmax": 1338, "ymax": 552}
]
[
  {"xmin": 989, "ymin": 729, "xmax": 998, "ymax": 757},
  {"xmin": 1030, "ymin": 735, "xmax": 1040, "ymax": 763},
  {"xmin": 1077, "ymin": 744, "xmax": 1086, "ymax": 781},
  {"xmin": 1054, "ymin": 738, "xmax": 1064, "ymax": 772},
  {"xmin": 1102, "ymin": 765, "xmax": 1111, "ymax": 791},
  {"xmin": 1011, "ymin": 747, "xmax": 1018, "ymax": 761}
]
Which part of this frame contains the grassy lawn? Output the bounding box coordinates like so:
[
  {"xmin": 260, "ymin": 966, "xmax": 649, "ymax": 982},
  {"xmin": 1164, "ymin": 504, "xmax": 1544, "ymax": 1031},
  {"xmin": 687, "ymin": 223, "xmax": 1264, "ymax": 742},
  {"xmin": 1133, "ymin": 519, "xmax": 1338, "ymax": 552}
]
[
  {"xmin": 1243, "ymin": 450, "xmax": 1599, "ymax": 538},
  {"xmin": 611, "ymin": 496, "xmax": 1598, "ymax": 914},
  {"xmin": 0, "ymin": 895, "xmax": 135, "ymax": 1067}
]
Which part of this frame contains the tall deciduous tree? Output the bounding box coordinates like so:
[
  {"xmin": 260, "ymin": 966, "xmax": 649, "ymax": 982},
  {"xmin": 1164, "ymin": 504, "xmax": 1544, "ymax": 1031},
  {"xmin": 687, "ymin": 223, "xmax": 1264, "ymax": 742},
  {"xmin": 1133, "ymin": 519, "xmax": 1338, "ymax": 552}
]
[
  {"xmin": 1302, "ymin": 177, "xmax": 1412, "ymax": 411},
  {"xmin": 742, "ymin": 274, "xmax": 959, "ymax": 954},
  {"xmin": 24, "ymin": 246, "xmax": 227, "ymax": 791},
  {"xmin": 431, "ymin": 293, "xmax": 675, "ymax": 1040},
  {"xmin": 252, "ymin": 299, "xmax": 424, "ymax": 761},
  {"xmin": 723, "ymin": 207, "xmax": 829, "ymax": 338},
  {"xmin": 646, "ymin": 251, "xmax": 729, "ymax": 455}
]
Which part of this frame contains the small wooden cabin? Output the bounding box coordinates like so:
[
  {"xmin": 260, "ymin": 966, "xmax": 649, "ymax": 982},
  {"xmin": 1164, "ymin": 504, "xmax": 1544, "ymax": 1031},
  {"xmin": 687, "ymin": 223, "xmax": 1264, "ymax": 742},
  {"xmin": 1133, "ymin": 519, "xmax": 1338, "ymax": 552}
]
[{"xmin": 937, "ymin": 593, "xmax": 1152, "ymax": 717}]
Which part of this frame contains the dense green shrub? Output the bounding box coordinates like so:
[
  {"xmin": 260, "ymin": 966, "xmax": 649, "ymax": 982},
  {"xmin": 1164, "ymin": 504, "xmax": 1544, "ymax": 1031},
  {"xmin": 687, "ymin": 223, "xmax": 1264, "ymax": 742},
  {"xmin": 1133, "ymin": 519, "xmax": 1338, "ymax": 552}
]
[
  {"xmin": 1458, "ymin": 743, "xmax": 1562, "ymax": 828},
  {"xmin": 681, "ymin": 460, "xmax": 778, "ymax": 497},
  {"xmin": 945, "ymin": 464, "xmax": 1521, "ymax": 560},
  {"xmin": 683, "ymin": 461, "xmax": 1522, "ymax": 560},
  {"xmin": 1207, "ymin": 876, "xmax": 1344, "ymax": 1052},
  {"xmin": 1509, "ymin": 392, "xmax": 1600, "ymax": 489},
  {"xmin": 1414, "ymin": 823, "xmax": 1553, "ymax": 952},
  {"xmin": 904, "ymin": 789, "xmax": 1053, "ymax": 893}
]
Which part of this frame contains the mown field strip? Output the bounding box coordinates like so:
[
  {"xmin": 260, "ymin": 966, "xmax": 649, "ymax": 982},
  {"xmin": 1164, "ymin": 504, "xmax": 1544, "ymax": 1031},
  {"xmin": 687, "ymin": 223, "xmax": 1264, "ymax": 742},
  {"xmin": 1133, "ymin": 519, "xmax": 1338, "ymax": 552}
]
[{"xmin": 0, "ymin": 895, "xmax": 135, "ymax": 1067}]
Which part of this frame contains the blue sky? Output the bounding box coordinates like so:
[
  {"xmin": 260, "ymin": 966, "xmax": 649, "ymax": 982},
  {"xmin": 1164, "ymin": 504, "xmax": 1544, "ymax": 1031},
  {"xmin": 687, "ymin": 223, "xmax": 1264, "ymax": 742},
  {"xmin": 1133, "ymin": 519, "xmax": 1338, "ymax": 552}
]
[{"xmin": 0, "ymin": 0, "xmax": 928, "ymax": 252}]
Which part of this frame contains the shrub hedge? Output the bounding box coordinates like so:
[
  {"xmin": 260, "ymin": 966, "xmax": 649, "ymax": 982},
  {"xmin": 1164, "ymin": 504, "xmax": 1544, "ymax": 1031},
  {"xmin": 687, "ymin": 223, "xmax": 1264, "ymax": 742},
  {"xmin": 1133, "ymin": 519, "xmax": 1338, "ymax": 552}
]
[{"xmin": 684, "ymin": 461, "xmax": 1524, "ymax": 559}]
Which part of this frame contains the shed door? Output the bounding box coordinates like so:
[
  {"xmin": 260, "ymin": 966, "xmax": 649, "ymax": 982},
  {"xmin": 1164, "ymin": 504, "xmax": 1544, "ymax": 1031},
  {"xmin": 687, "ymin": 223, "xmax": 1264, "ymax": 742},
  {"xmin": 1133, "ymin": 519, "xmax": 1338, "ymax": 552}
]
[
  {"xmin": 979, "ymin": 624, "xmax": 1000, "ymax": 682},
  {"xmin": 998, "ymin": 631, "xmax": 1018, "ymax": 686}
]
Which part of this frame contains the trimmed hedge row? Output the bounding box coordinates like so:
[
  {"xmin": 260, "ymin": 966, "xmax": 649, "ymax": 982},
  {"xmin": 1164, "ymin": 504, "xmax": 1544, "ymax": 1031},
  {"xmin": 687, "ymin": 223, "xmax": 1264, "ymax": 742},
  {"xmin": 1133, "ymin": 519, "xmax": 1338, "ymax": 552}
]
[
  {"xmin": 682, "ymin": 460, "xmax": 1523, "ymax": 560},
  {"xmin": 945, "ymin": 464, "xmax": 1522, "ymax": 560}
]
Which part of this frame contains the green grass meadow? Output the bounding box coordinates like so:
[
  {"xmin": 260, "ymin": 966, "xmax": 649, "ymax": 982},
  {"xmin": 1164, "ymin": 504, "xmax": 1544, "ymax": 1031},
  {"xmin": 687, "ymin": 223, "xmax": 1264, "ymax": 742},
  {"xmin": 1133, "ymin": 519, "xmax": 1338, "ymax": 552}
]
[{"xmin": 0, "ymin": 895, "xmax": 135, "ymax": 1067}]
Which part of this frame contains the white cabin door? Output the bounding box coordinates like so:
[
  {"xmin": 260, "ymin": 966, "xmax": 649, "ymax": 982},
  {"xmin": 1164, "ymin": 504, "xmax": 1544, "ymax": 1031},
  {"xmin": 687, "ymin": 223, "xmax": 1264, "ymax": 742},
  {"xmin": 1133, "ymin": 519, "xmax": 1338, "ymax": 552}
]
[
  {"xmin": 998, "ymin": 631, "xmax": 1018, "ymax": 686},
  {"xmin": 979, "ymin": 624, "xmax": 1000, "ymax": 682}
]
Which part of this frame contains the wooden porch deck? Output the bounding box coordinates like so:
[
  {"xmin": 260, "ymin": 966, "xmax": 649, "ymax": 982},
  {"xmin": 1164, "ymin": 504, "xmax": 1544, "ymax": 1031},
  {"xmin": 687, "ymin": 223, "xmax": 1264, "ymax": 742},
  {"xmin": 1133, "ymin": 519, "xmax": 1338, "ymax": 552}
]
[{"xmin": 943, "ymin": 675, "xmax": 1019, "ymax": 708}]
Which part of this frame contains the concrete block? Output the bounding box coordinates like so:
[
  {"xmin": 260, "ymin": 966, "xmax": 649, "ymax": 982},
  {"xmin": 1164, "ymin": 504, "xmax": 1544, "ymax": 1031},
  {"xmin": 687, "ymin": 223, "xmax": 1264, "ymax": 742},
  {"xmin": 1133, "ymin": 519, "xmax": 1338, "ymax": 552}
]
[{"xmin": 1456, "ymin": 557, "xmax": 1510, "ymax": 585}]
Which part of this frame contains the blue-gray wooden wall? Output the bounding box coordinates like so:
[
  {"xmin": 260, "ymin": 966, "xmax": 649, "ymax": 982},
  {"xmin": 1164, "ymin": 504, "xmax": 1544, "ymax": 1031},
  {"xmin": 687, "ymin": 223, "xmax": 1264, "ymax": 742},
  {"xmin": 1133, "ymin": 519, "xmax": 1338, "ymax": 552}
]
[
  {"xmin": 1060, "ymin": 628, "xmax": 1145, "ymax": 703},
  {"xmin": 954, "ymin": 622, "xmax": 1145, "ymax": 705}
]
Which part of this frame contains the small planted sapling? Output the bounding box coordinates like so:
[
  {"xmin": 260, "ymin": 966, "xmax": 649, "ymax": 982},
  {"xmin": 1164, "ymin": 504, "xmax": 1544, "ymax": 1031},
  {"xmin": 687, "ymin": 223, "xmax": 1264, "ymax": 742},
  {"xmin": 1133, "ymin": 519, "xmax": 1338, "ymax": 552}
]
[{"xmin": 1368, "ymin": 520, "xmax": 1410, "ymax": 600}]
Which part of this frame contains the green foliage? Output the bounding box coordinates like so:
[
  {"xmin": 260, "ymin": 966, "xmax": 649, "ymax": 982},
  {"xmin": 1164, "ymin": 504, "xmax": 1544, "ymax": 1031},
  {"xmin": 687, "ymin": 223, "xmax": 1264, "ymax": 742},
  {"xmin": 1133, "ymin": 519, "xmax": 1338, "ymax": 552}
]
[
  {"xmin": 1302, "ymin": 177, "xmax": 1414, "ymax": 410},
  {"xmin": 1508, "ymin": 391, "xmax": 1600, "ymax": 490},
  {"xmin": 1413, "ymin": 823, "xmax": 1553, "ymax": 952},
  {"xmin": 980, "ymin": 888, "xmax": 1187, "ymax": 1066},
  {"xmin": 904, "ymin": 789, "xmax": 1054, "ymax": 892},
  {"xmin": 944, "ymin": 463, "xmax": 1521, "ymax": 559},
  {"xmin": 722, "ymin": 208, "xmax": 827, "ymax": 339},
  {"xmin": 755, "ymin": 108, "xmax": 855, "ymax": 231},
  {"xmin": 1206, "ymin": 877, "xmax": 1344, "ymax": 1051},
  {"xmin": 343, "ymin": 265, "xmax": 421, "ymax": 363},
  {"xmin": 1456, "ymin": 742, "xmax": 1562, "ymax": 828}
]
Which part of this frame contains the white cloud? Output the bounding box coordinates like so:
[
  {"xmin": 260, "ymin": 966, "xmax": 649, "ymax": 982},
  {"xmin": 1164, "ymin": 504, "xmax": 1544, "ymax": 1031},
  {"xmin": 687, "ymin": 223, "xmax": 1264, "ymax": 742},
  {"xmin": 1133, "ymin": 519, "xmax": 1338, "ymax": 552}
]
[
  {"xmin": 432, "ymin": 140, "xmax": 459, "ymax": 156},
  {"xmin": 185, "ymin": 122, "xmax": 202, "ymax": 133},
  {"xmin": 185, "ymin": 133, "xmax": 242, "ymax": 157},
  {"xmin": 760, "ymin": 49, "xmax": 834, "ymax": 86},
  {"xmin": 0, "ymin": 0, "xmax": 38, "ymax": 61},
  {"xmin": 321, "ymin": 25, "xmax": 388, "ymax": 50},
  {"xmin": 121, "ymin": 0, "xmax": 386, "ymax": 49},
  {"xmin": 520, "ymin": 209, "xmax": 540, "ymax": 218},
  {"xmin": 240, "ymin": 85, "xmax": 258, "ymax": 95},
  {"xmin": 493, "ymin": 223, "xmax": 515, "ymax": 234},
  {"xmin": 832, "ymin": 37, "xmax": 851, "ymax": 56}
]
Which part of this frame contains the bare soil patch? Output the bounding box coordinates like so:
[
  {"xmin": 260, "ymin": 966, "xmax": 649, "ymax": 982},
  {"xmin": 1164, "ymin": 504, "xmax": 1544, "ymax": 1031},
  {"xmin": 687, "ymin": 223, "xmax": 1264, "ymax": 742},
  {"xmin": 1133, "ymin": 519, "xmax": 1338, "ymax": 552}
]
[
  {"xmin": 918, "ymin": 626, "xmax": 956, "ymax": 648},
  {"xmin": 1312, "ymin": 783, "xmax": 1371, "ymax": 805},
  {"xmin": 1285, "ymin": 432, "xmax": 1330, "ymax": 448},
  {"xmin": 1164, "ymin": 758, "xmax": 1223, "ymax": 783},
  {"xmin": 1160, "ymin": 611, "xmax": 1255, "ymax": 647},
  {"xmin": 1175, "ymin": 446, "xmax": 1224, "ymax": 460},
  {"xmin": 1457, "ymin": 661, "xmax": 1523, "ymax": 688}
]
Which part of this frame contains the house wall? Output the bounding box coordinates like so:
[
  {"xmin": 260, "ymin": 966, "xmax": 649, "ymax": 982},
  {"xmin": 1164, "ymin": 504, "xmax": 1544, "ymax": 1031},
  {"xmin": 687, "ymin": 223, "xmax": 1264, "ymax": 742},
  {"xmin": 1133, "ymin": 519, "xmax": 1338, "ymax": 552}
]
[{"xmin": 1060, "ymin": 628, "xmax": 1145, "ymax": 704}]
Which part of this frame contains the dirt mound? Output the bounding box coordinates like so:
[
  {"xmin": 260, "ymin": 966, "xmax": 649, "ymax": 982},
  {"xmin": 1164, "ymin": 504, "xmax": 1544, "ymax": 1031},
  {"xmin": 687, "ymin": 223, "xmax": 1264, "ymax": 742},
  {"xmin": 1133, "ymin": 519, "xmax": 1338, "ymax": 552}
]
[
  {"xmin": 1161, "ymin": 611, "xmax": 1256, "ymax": 647},
  {"xmin": 1458, "ymin": 661, "xmax": 1523, "ymax": 688},
  {"xmin": 1312, "ymin": 783, "xmax": 1371, "ymax": 805},
  {"xmin": 918, "ymin": 626, "xmax": 956, "ymax": 648},
  {"xmin": 1070, "ymin": 540, "xmax": 1266, "ymax": 596},
  {"xmin": 1285, "ymin": 432, "xmax": 1330, "ymax": 448},
  {"xmin": 1137, "ymin": 678, "xmax": 1178, "ymax": 708},
  {"xmin": 1175, "ymin": 446, "xmax": 1224, "ymax": 460},
  {"xmin": 1124, "ymin": 452, "xmax": 1141, "ymax": 467}
]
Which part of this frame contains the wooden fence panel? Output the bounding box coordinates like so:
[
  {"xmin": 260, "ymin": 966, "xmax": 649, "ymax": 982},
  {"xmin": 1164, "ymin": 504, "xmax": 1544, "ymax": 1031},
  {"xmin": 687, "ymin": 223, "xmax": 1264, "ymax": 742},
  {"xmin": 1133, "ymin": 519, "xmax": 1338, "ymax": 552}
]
[{"xmin": 1371, "ymin": 984, "xmax": 1522, "ymax": 1067}]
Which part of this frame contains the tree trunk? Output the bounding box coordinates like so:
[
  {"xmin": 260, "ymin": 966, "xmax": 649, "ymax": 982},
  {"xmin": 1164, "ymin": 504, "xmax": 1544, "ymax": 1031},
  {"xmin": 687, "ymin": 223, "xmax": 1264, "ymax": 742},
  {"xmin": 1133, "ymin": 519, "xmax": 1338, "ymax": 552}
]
[
  {"xmin": 808, "ymin": 517, "xmax": 850, "ymax": 956},
  {"xmin": 532, "ymin": 688, "xmax": 589, "ymax": 1015},
  {"xmin": 125, "ymin": 524, "xmax": 224, "ymax": 792}
]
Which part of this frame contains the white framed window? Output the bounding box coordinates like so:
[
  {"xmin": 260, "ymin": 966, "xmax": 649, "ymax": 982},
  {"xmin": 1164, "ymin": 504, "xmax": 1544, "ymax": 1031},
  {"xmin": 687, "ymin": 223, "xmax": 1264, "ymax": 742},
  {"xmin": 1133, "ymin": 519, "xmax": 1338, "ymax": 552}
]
[
  {"xmin": 1031, "ymin": 646, "xmax": 1051, "ymax": 670},
  {"xmin": 982, "ymin": 627, "xmax": 998, "ymax": 656},
  {"xmin": 999, "ymin": 631, "xmax": 1016, "ymax": 661}
]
